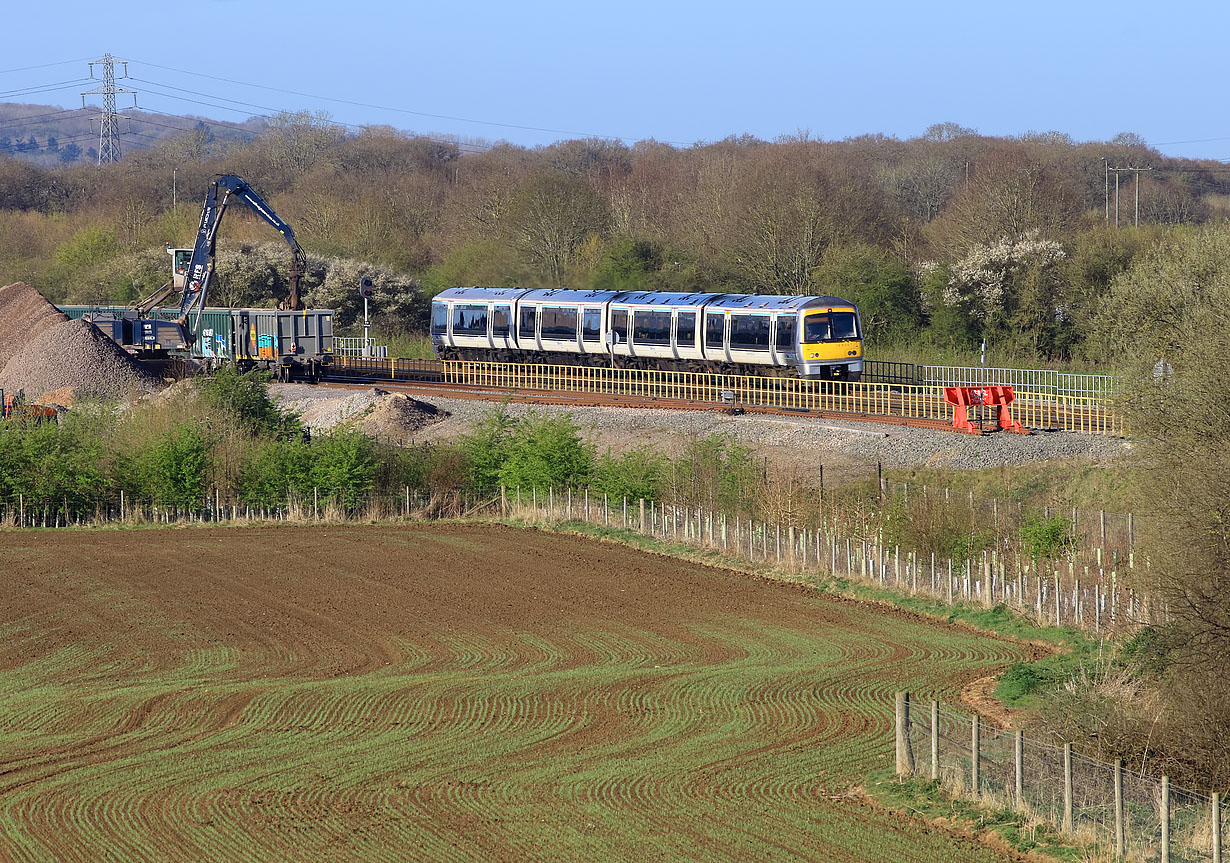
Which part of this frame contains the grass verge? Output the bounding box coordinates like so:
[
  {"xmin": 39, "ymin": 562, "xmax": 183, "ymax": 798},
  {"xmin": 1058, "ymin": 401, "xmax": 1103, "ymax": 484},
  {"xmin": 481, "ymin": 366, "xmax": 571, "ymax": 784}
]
[{"xmin": 865, "ymin": 770, "xmax": 1094, "ymax": 862}]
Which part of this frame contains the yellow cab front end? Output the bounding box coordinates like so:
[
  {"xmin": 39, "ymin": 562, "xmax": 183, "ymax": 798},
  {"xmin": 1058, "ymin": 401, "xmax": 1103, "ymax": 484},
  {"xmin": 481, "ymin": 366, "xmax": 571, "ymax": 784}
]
[{"xmin": 797, "ymin": 306, "xmax": 862, "ymax": 380}]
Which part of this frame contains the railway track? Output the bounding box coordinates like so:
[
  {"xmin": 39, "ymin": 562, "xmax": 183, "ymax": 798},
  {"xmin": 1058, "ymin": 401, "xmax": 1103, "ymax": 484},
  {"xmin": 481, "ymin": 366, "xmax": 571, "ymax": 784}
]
[
  {"xmin": 318, "ymin": 370, "xmax": 995, "ymax": 434},
  {"xmin": 315, "ymin": 357, "xmax": 1121, "ymax": 435}
]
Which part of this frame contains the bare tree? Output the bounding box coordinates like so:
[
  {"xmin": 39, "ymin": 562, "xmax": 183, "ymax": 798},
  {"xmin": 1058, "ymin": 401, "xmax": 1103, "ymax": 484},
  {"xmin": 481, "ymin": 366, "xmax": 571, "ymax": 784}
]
[{"xmin": 506, "ymin": 172, "xmax": 608, "ymax": 287}]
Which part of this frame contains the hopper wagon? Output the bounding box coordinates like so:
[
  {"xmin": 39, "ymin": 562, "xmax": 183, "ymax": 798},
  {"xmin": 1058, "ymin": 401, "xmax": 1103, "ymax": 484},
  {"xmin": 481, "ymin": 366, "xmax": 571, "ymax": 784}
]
[{"xmin": 59, "ymin": 305, "xmax": 334, "ymax": 382}]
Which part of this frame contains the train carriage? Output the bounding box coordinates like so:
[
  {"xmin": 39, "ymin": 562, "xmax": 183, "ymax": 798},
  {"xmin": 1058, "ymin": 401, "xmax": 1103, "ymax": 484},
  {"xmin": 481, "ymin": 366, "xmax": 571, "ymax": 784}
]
[{"xmin": 431, "ymin": 287, "xmax": 862, "ymax": 380}]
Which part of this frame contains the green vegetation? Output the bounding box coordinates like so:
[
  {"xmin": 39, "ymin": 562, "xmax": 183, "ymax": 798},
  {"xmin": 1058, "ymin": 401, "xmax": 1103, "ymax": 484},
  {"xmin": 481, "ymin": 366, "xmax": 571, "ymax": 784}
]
[
  {"xmin": 870, "ymin": 774, "xmax": 1091, "ymax": 862},
  {"xmin": 1019, "ymin": 514, "xmax": 1076, "ymax": 560}
]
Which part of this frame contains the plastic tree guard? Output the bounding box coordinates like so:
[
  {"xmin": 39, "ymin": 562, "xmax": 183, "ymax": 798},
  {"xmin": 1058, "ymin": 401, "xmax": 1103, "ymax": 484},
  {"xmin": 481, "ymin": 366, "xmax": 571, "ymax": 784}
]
[{"xmin": 943, "ymin": 385, "xmax": 1029, "ymax": 435}]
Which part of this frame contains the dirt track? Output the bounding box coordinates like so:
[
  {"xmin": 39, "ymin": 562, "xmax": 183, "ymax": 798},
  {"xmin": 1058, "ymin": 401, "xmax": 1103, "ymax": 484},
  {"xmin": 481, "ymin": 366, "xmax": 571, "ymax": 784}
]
[{"xmin": 0, "ymin": 524, "xmax": 1028, "ymax": 862}]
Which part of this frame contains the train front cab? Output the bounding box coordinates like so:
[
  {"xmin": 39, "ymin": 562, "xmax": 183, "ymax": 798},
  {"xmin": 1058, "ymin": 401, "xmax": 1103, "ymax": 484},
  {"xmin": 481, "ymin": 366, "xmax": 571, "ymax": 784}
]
[{"xmin": 796, "ymin": 305, "xmax": 862, "ymax": 381}]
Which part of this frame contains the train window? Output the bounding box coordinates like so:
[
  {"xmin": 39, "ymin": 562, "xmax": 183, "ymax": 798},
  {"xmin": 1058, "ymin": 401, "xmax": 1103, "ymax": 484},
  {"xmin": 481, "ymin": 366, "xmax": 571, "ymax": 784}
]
[
  {"xmin": 775, "ymin": 315, "xmax": 795, "ymax": 349},
  {"xmin": 705, "ymin": 314, "xmax": 725, "ymax": 348},
  {"xmin": 541, "ymin": 306, "xmax": 578, "ymax": 340},
  {"xmin": 633, "ymin": 310, "xmax": 670, "ymax": 346},
  {"xmin": 452, "ymin": 303, "xmax": 488, "ymax": 336},
  {"xmin": 582, "ymin": 307, "xmax": 602, "ymax": 342},
  {"xmin": 492, "ymin": 305, "xmax": 511, "ymax": 337},
  {"xmin": 677, "ymin": 312, "xmax": 696, "ymax": 345},
  {"xmin": 612, "ymin": 309, "xmax": 628, "ymax": 342},
  {"xmin": 804, "ymin": 311, "xmax": 860, "ymax": 342},
  {"xmin": 832, "ymin": 312, "xmax": 859, "ymax": 340},
  {"xmin": 729, "ymin": 315, "xmax": 770, "ymax": 351},
  {"xmin": 519, "ymin": 306, "xmax": 537, "ymax": 339},
  {"xmin": 430, "ymin": 303, "xmax": 448, "ymax": 335}
]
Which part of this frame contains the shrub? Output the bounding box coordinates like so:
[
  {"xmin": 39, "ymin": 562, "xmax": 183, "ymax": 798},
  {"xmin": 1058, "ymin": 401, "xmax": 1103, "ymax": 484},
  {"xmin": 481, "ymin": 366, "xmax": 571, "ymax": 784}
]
[
  {"xmin": 592, "ymin": 447, "xmax": 666, "ymax": 503},
  {"xmin": 0, "ymin": 416, "xmax": 106, "ymax": 509},
  {"xmin": 197, "ymin": 365, "xmax": 301, "ymax": 439},
  {"xmin": 310, "ymin": 430, "xmax": 376, "ymax": 512},
  {"xmin": 460, "ymin": 408, "xmax": 515, "ymax": 492},
  {"xmin": 1020, "ymin": 513, "xmax": 1075, "ymax": 560},
  {"xmin": 498, "ymin": 413, "xmax": 592, "ymax": 493},
  {"xmin": 238, "ymin": 438, "xmax": 313, "ymax": 506},
  {"xmin": 144, "ymin": 423, "xmax": 211, "ymax": 507}
]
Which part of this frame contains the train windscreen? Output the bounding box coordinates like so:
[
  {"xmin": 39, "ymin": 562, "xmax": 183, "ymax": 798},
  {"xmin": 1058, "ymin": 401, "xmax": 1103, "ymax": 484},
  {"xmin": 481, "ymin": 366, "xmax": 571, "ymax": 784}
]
[{"xmin": 803, "ymin": 312, "xmax": 859, "ymax": 342}]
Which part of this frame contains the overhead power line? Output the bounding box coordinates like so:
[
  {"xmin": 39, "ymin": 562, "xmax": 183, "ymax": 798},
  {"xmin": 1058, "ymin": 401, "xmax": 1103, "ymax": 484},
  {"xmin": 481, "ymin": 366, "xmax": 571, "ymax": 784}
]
[
  {"xmin": 126, "ymin": 56, "xmax": 689, "ymax": 146},
  {"xmin": 0, "ymin": 108, "xmax": 91, "ymax": 130},
  {"xmin": 0, "ymin": 78, "xmax": 94, "ymax": 99},
  {"xmin": 0, "ymin": 58, "xmax": 95, "ymax": 76},
  {"xmin": 1156, "ymin": 135, "xmax": 1230, "ymax": 146},
  {"xmin": 133, "ymin": 99, "xmax": 489, "ymax": 155}
]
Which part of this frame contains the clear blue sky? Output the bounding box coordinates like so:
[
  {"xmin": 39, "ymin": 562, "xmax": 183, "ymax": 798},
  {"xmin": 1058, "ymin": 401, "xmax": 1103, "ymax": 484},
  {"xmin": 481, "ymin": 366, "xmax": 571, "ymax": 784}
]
[{"xmin": 5, "ymin": 0, "xmax": 1228, "ymax": 159}]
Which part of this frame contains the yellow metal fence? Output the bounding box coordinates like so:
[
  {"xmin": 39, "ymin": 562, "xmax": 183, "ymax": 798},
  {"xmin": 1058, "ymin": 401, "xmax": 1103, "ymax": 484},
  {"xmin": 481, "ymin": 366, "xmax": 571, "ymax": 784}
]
[{"xmin": 333, "ymin": 357, "xmax": 1123, "ymax": 436}]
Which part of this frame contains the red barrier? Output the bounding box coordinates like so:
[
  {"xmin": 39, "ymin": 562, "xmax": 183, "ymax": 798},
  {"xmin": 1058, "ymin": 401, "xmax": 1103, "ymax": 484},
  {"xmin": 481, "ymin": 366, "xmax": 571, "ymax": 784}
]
[{"xmin": 943, "ymin": 385, "xmax": 1028, "ymax": 435}]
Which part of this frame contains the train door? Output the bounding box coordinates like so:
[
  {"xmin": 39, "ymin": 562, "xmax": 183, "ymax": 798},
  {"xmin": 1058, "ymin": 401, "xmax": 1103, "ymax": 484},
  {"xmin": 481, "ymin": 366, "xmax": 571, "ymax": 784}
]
[
  {"xmin": 581, "ymin": 307, "xmax": 602, "ymax": 355},
  {"xmin": 518, "ymin": 304, "xmax": 538, "ymax": 350},
  {"xmin": 492, "ymin": 304, "xmax": 512, "ymax": 350},
  {"xmin": 772, "ymin": 314, "xmax": 797, "ymax": 364},
  {"xmin": 704, "ymin": 312, "xmax": 728, "ymax": 362}
]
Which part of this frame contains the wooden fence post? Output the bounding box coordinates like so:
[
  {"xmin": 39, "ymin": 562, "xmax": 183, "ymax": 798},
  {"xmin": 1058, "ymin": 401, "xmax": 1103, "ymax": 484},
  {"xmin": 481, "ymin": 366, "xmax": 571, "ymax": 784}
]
[
  {"xmin": 894, "ymin": 692, "xmax": 915, "ymax": 777},
  {"xmin": 1161, "ymin": 775, "xmax": 1170, "ymax": 863},
  {"xmin": 971, "ymin": 714, "xmax": 980, "ymax": 796},
  {"xmin": 930, "ymin": 700, "xmax": 939, "ymax": 780},
  {"xmin": 1055, "ymin": 572, "xmax": 1062, "ymax": 626},
  {"xmin": 1213, "ymin": 791, "xmax": 1222, "ymax": 863},
  {"xmin": 1062, "ymin": 742, "xmax": 1073, "ymax": 833},
  {"xmin": 639, "ymin": 498, "xmax": 646, "ymax": 533},
  {"xmin": 1114, "ymin": 758, "xmax": 1124, "ymax": 859},
  {"xmin": 1014, "ymin": 730, "xmax": 1023, "ymax": 807}
]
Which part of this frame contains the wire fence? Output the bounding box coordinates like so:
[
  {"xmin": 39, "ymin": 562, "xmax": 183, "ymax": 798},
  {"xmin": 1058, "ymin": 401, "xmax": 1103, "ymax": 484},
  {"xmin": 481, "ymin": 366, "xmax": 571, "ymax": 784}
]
[
  {"xmin": 896, "ymin": 694, "xmax": 1226, "ymax": 862},
  {"xmin": 0, "ymin": 484, "xmax": 1162, "ymax": 640},
  {"xmin": 881, "ymin": 479, "xmax": 1139, "ymax": 561},
  {"xmin": 918, "ymin": 365, "xmax": 1119, "ymax": 401}
]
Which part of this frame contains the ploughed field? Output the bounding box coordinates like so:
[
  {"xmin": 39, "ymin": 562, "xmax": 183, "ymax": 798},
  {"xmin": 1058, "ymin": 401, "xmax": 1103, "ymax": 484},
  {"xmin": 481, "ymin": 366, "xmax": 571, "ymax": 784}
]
[{"xmin": 0, "ymin": 525, "xmax": 1028, "ymax": 862}]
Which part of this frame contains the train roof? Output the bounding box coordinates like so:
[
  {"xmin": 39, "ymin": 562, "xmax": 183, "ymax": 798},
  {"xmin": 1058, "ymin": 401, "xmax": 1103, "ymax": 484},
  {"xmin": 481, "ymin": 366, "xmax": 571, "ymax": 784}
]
[
  {"xmin": 693, "ymin": 294, "xmax": 855, "ymax": 311},
  {"xmin": 434, "ymin": 287, "xmax": 534, "ymax": 302},
  {"xmin": 434, "ymin": 287, "xmax": 856, "ymax": 312}
]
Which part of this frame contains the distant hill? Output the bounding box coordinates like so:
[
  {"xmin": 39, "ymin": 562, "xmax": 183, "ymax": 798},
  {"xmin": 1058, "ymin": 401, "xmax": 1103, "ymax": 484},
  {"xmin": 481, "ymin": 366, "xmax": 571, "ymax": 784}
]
[{"xmin": 0, "ymin": 102, "xmax": 262, "ymax": 167}]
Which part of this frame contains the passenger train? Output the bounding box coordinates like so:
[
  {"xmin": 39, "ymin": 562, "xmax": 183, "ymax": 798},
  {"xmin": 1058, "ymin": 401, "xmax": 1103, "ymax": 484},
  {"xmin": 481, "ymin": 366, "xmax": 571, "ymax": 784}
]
[{"xmin": 430, "ymin": 288, "xmax": 863, "ymax": 380}]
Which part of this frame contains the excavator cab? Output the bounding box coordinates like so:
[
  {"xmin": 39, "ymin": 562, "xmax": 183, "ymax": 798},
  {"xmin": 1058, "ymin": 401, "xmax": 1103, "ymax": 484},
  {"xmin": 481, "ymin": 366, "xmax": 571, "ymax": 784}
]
[{"xmin": 167, "ymin": 245, "xmax": 192, "ymax": 290}]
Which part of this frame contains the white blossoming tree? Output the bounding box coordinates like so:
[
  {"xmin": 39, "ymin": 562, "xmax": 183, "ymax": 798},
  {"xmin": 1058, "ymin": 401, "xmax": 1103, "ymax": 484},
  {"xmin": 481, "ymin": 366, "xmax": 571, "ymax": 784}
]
[
  {"xmin": 944, "ymin": 230, "xmax": 1066, "ymax": 325},
  {"xmin": 919, "ymin": 230, "xmax": 1073, "ymax": 355},
  {"xmin": 210, "ymin": 241, "xmax": 429, "ymax": 330}
]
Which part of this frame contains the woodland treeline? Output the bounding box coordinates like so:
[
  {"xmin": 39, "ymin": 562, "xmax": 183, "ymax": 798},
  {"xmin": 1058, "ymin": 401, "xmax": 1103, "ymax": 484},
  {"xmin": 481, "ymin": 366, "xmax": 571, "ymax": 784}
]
[{"xmin": 0, "ymin": 113, "xmax": 1225, "ymax": 364}]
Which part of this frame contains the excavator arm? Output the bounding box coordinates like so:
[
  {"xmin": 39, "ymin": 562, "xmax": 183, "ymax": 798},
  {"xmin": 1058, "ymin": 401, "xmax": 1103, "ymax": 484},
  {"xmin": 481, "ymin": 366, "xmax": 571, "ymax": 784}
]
[{"xmin": 173, "ymin": 175, "xmax": 306, "ymax": 340}]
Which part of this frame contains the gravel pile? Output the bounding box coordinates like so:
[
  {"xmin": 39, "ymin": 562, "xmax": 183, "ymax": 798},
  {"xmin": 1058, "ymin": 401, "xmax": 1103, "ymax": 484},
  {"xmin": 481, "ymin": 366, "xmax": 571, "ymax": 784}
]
[
  {"xmin": 353, "ymin": 393, "xmax": 443, "ymax": 439},
  {"xmin": 0, "ymin": 319, "xmax": 161, "ymax": 401},
  {"xmin": 0, "ymin": 282, "xmax": 68, "ymax": 370},
  {"xmin": 273, "ymin": 385, "xmax": 444, "ymax": 438}
]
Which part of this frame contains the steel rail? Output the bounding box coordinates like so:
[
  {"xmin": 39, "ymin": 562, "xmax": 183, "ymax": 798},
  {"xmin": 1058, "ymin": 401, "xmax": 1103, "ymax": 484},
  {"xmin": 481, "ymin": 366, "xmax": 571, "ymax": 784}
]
[{"xmin": 321, "ymin": 356, "xmax": 1124, "ymax": 436}]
